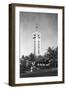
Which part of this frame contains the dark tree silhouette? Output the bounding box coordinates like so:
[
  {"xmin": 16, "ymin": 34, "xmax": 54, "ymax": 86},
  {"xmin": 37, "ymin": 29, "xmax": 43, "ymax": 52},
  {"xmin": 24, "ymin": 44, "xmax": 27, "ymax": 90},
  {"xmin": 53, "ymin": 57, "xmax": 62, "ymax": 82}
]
[{"xmin": 20, "ymin": 46, "xmax": 58, "ymax": 74}]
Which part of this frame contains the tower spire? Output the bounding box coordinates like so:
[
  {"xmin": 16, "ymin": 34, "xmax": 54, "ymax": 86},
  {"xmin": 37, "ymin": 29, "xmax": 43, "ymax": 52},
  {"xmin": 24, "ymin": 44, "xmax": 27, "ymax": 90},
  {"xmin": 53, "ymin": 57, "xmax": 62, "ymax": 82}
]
[{"xmin": 36, "ymin": 24, "xmax": 38, "ymax": 32}]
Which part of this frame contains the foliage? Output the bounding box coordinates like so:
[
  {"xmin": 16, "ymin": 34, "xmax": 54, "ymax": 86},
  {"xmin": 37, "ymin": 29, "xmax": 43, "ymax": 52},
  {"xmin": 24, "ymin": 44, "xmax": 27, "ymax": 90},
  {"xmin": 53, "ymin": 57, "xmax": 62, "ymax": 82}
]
[{"xmin": 20, "ymin": 46, "xmax": 58, "ymax": 74}]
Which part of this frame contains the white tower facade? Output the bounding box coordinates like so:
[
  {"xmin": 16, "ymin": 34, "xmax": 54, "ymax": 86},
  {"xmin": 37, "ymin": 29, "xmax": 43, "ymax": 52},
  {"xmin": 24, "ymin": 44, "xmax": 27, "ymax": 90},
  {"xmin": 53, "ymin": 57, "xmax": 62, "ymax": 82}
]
[{"xmin": 33, "ymin": 26, "xmax": 41, "ymax": 56}]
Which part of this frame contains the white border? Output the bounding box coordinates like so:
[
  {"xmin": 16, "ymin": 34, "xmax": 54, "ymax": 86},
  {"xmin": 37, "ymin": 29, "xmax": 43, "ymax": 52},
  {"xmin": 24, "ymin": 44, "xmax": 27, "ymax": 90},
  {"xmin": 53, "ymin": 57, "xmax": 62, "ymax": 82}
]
[{"xmin": 15, "ymin": 6, "xmax": 63, "ymax": 84}]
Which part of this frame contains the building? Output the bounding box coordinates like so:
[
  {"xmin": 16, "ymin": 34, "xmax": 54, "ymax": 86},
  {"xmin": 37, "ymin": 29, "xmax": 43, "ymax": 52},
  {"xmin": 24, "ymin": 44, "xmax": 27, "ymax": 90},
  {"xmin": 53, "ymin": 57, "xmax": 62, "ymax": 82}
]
[{"xmin": 33, "ymin": 25, "xmax": 41, "ymax": 56}]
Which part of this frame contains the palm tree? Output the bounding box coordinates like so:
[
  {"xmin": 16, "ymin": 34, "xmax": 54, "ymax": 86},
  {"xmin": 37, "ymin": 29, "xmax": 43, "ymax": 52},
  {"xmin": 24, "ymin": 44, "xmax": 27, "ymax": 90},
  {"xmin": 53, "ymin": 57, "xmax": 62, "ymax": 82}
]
[{"xmin": 29, "ymin": 53, "xmax": 35, "ymax": 62}]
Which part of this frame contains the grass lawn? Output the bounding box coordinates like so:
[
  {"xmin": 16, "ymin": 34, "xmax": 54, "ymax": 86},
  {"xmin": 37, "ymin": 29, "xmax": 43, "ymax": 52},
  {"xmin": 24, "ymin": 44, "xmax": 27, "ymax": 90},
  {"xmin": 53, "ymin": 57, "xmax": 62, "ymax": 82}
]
[{"xmin": 20, "ymin": 68, "xmax": 58, "ymax": 78}]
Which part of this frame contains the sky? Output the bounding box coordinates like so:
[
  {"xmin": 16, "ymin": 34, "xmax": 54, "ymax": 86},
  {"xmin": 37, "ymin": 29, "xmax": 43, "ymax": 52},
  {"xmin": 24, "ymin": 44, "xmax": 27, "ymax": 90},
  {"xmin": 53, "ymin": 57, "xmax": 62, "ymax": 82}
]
[{"xmin": 19, "ymin": 12, "xmax": 58, "ymax": 58}]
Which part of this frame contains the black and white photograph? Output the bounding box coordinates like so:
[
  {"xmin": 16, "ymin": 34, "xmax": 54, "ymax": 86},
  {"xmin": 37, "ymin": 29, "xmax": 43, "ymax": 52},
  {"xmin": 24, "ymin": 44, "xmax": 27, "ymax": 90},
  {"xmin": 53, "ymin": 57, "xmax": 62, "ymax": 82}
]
[
  {"xmin": 19, "ymin": 12, "xmax": 58, "ymax": 78},
  {"xmin": 9, "ymin": 4, "xmax": 64, "ymax": 86}
]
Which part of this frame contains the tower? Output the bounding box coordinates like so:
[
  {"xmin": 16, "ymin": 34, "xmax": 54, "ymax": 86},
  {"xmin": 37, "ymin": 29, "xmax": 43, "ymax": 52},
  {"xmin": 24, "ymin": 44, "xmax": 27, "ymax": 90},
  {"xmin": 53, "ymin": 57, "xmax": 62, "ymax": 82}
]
[{"xmin": 33, "ymin": 24, "xmax": 41, "ymax": 56}]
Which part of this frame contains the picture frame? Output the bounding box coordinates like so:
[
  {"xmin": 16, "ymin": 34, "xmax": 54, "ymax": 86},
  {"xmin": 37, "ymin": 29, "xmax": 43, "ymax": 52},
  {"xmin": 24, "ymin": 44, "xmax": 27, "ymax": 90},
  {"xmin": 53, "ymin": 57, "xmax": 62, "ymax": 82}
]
[{"xmin": 9, "ymin": 3, "xmax": 64, "ymax": 86}]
